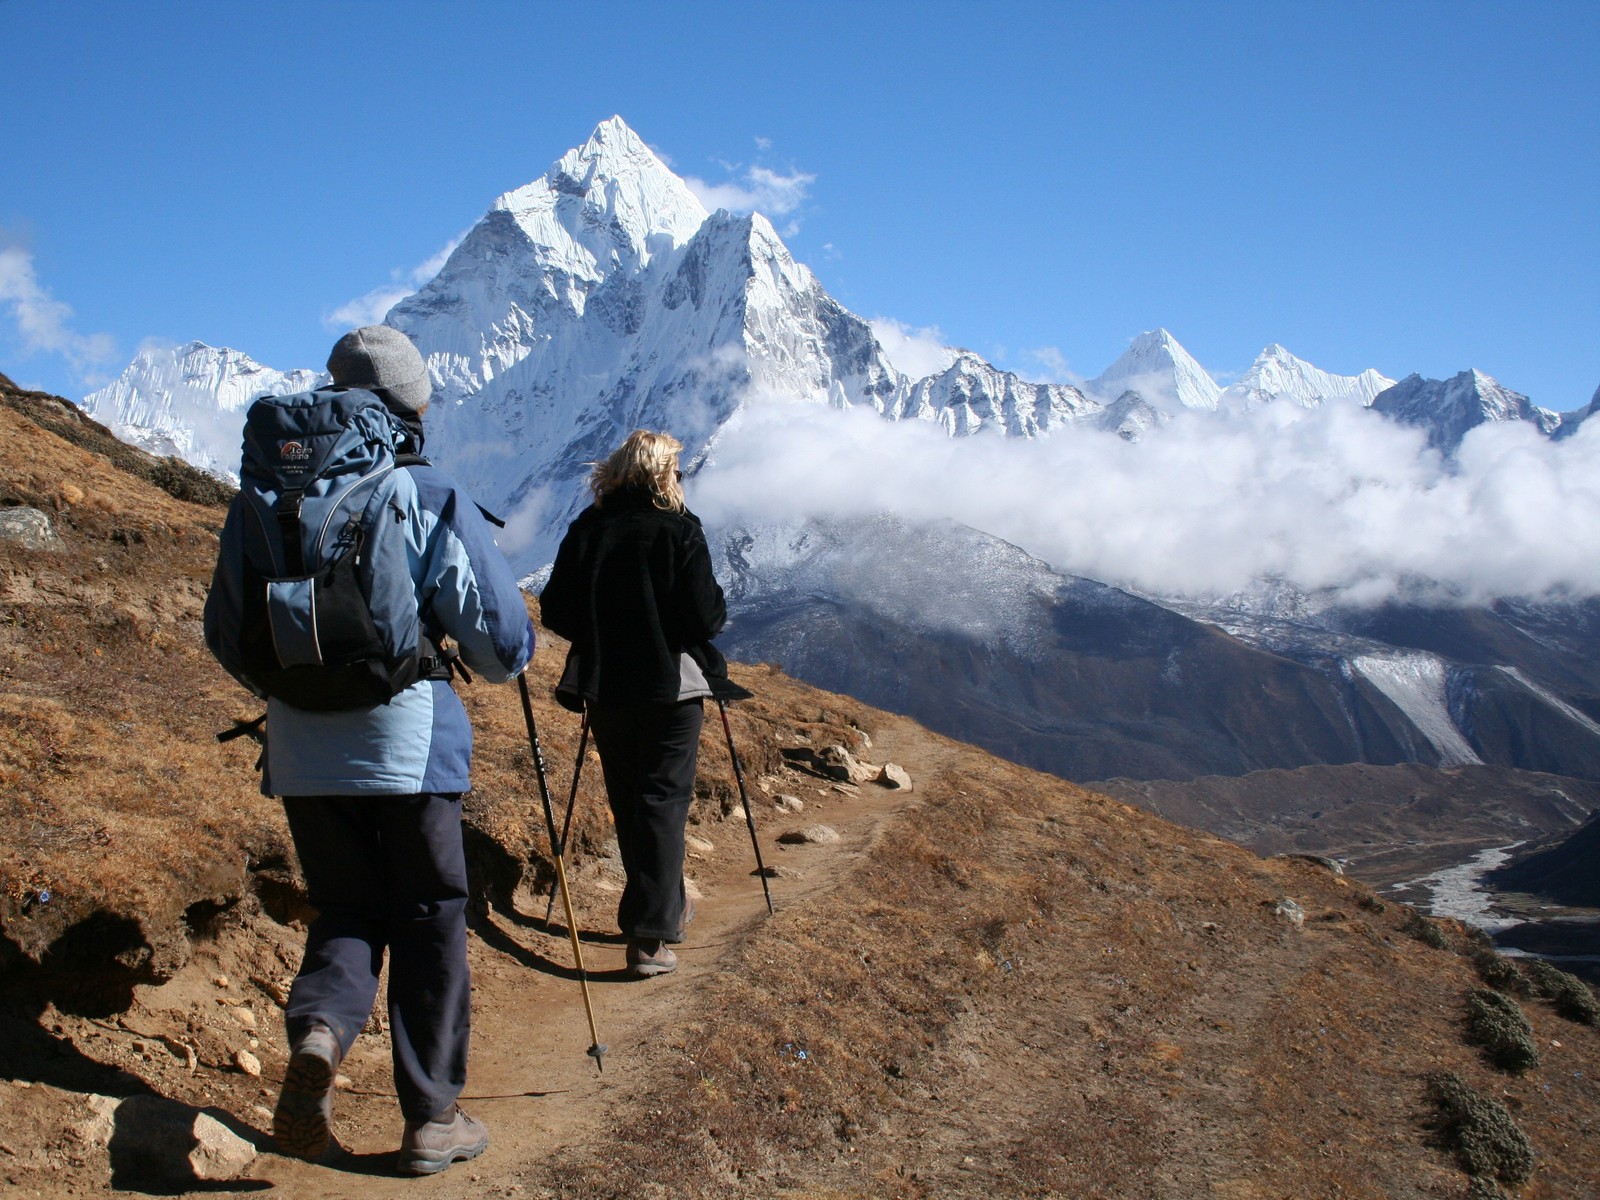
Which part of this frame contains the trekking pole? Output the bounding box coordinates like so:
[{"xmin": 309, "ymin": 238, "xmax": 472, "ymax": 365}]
[
  {"xmin": 716, "ymin": 694, "xmax": 775, "ymax": 915},
  {"xmin": 517, "ymin": 674, "xmax": 607, "ymax": 1073},
  {"xmin": 544, "ymin": 708, "xmax": 589, "ymax": 926}
]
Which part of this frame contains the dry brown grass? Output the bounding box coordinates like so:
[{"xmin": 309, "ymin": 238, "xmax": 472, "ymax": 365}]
[{"xmin": 527, "ymin": 742, "xmax": 1600, "ymax": 1199}]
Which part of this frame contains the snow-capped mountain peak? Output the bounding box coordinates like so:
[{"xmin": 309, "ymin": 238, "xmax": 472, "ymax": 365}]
[
  {"xmin": 1086, "ymin": 328, "xmax": 1221, "ymax": 412},
  {"xmin": 491, "ymin": 115, "xmax": 708, "ymax": 278},
  {"xmin": 1219, "ymin": 344, "xmax": 1394, "ymax": 411}
]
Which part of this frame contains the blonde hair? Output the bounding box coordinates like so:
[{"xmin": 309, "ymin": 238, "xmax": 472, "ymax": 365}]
[{"xmin": 590, "ymin": 429, "xmax": 685, "ymax": 512}]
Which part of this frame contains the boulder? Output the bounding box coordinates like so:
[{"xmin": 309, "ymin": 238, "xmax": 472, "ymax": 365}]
[
  {"xmin": 818, "ymin": 745, "xmax": 877, "ymax": 785},
  {"xmin": 877, "ymin": 763, "xmax": 913, "ymax": 790},
  {"xmin": 1271, "ymin": 899, "xmax": 1306, "ymax": 931},
  {"xmin": 0, "ymin": 506, "xmax": 63, "ymax": 551},
  {"xmin": 79, "ymin": 1094, "xmax": 258, "ymax": 1183}
]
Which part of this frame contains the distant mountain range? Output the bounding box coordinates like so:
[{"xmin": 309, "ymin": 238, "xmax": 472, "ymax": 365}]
[{"xmin": 73, "ymin": 116, "xmax": 1600, "ymax": 799}]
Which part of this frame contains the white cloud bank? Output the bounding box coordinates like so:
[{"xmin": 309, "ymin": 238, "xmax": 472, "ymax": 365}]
[
  {"xmin": 0, "ymin": 242, "xmax": 118, "ymax": 383},
  {"xmin": 691, "ymin": 399, "xmax": 1600, "ymax": 606}
]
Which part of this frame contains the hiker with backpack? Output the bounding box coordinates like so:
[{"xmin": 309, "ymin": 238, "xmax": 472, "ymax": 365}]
[
  {"xmin": 203, "ymin": 326, "xmax": 534, "ymax": 1176},
  {"xmin": 539, "ymin": 430, "xmax": 730, "ymax": 979}
]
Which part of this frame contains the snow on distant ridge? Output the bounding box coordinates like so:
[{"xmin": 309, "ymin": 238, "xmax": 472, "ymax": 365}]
[
  {"xmin": 80, "ymin": 341, "xmax": 320, "ymax": 480},
  {"xmin": 1219, "ymin": 344, "xmax": 1394, "ymax": 411}
]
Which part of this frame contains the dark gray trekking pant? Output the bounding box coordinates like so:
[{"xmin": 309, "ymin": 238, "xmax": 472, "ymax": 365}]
[{"xmin": 281, "ymin": 793, "xmax": 470, "ymax": 1124}]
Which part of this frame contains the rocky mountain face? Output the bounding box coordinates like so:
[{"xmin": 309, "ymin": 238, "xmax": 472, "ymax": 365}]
[{"xmin": 1371, "ymin": 368, "xmax": 1562, "ymax": 452}]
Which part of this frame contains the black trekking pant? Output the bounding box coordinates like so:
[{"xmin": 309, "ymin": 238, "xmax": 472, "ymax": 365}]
[
  {"xmin": 587, "ymin": 699, "xmax": 704, "ymax": 943},
  {"xmin": 280, "ymin": 793, "xmax": 471, "ymax": 1124}
]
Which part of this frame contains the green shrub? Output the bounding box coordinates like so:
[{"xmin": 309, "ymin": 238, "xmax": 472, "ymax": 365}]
[
  {"xmin": 1465, "ymin": 987, "xmax": 1540, "ymax": 1073},
  {"xmin": 1473, "ymin": 949, "xmax": 1527, "ymax": 996},
  {"xmin": 1404, "ymin": 906, "xmax": 1453, "ymax": 950},
  {"xmin": 1429, "ymin": 1071, "xmax": 1535, "ymax": 1185},
  {"xmin": 1523, "ymin": 959, "xmax": 1600, "ymax": 1025}
]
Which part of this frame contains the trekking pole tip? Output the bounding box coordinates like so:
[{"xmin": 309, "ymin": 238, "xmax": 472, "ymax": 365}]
[{"xmin": 588, "ymin": 1043, "xmax": 608, "ymax": 1072}]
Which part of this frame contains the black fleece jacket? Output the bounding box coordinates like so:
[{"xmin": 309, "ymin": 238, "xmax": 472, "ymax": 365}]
[{"xmin": 539, "ymin": 487, "xmax": 728, "ymax": 708}]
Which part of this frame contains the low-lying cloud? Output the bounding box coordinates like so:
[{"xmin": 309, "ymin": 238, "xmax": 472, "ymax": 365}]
[{"xmin": 690, "ymin": 399, "xmax": 1600, "ymax": 606}]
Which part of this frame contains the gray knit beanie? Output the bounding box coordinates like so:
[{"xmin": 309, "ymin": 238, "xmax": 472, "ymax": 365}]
[{"xmin": 326, "ymin": 326, "xmax": 432, "ymax": 414}]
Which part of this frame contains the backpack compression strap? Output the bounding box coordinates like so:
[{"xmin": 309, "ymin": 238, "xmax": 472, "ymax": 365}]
[{"xmin": 276, "ymin": 489, "xmax": 307, "ymax": 574}]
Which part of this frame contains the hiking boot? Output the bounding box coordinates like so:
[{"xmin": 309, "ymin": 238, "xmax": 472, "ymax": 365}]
[
  {"xmin": 626, "ymin": 939, "xmax": 678, "ymax": 978},
  {"xmin": 273, "ymin": 1022, "xmax": 342, "ymax": 1161},
  {"xmin": 397, "ymin": 1105, "xmax": 488, "ymax": 1176}
]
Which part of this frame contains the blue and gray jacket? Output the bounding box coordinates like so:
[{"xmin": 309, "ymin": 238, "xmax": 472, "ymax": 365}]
[{"xmin": 205, "ymin": 459, "xmax": 535, "ymax": 797}]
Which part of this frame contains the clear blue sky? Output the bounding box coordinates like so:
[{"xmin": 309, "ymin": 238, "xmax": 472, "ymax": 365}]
[{"xmin": 3, "ymin": 0, "xmax": 1596, "ymax": 410}]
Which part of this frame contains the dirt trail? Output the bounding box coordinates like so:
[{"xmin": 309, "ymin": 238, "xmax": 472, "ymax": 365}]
[{"xmin": 239, "ymin": 717, "xmax": 932, "ymax": 1196}]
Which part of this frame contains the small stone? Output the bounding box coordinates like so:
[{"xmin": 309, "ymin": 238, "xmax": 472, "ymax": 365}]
[
  {"xmin": 685, "ymin": 834, "xmax": 715, "ymax": 854},
  {"xmin": 778, "ymin": 825, "xmax": 841, "ymax": 846},
  {"xmin": 334, "ymin": 1073, "xmax": 354, "ymax": 1090},
  {"xmin": 212, "ymin": 974, "xmax": 229, "ymax": 989},
  {"xmin": 774, "ymin": 794, "xmax": 804, "ymax": 813},
  {"xmin": 233, "ymin": 1050, "xmax": 262, "ymax": 1077},
  {"xmin": 877, "ymin": 763, "xmax": 912, "ymax": 790},
  {"xmin": 163, "ymin": 1037, "xmax": 198, "ymax": 1072},
  {"xmin": 228, "ymin": 1007, "xmax": 257, "ymax": 1032},
  {"xmin": 755, "ymin": 865, "xmax": 805, "ymax": 879}
]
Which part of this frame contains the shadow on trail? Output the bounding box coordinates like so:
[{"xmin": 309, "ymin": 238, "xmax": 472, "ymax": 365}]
[
  {"xmin": 494, "ymin": 903, "xmax": 630, "ymax": 946},
  {"xmin": 472, "ymin": 915, "xmax": 634, "ymax": 983}
]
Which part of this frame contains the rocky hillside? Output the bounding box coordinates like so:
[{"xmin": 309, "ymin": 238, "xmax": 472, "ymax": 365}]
[{"xmin": 3, "ymin": 379, "xmax": 1599, "ymax": 1198}]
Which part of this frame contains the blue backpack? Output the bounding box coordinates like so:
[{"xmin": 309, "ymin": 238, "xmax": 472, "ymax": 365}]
[{"xmin": 228, "ymin": 388, "xmax": 443, "ymax": 711}]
